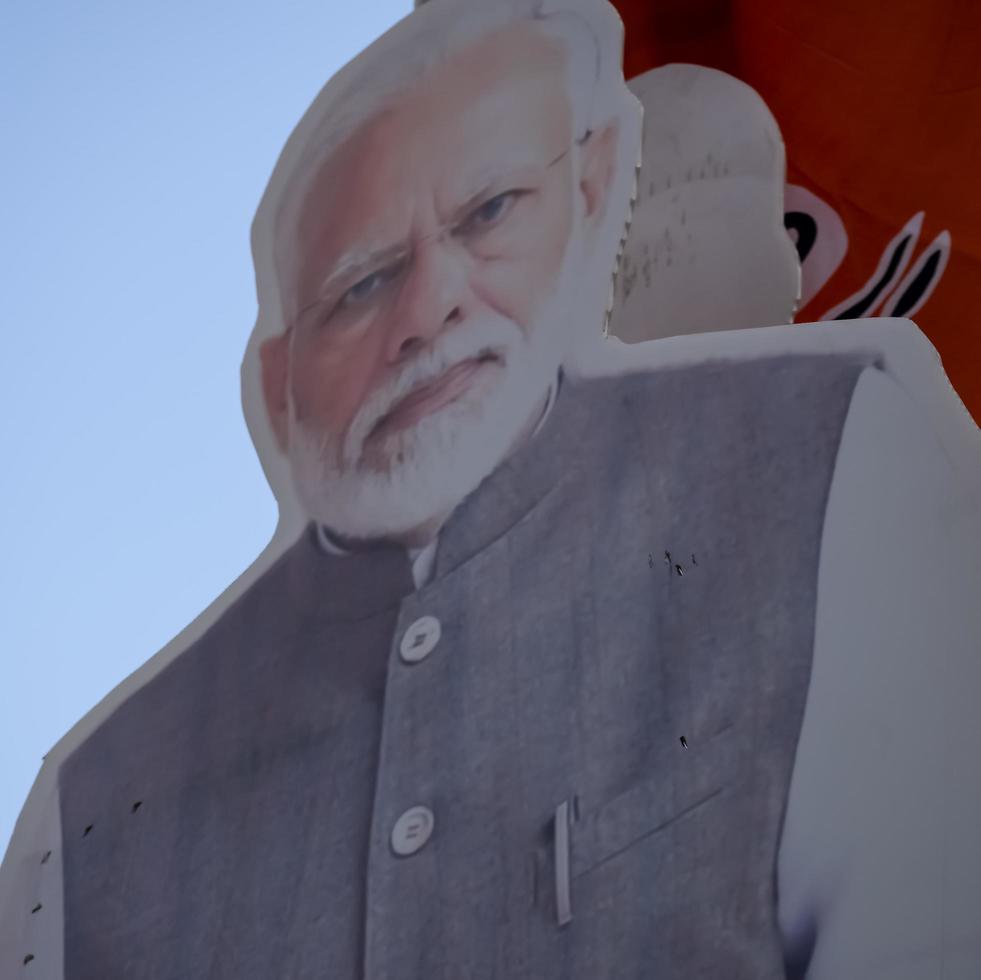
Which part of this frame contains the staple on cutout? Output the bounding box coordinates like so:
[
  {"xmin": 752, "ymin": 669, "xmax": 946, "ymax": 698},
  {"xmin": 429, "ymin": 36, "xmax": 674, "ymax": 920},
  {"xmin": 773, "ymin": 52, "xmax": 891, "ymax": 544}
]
[
  {"xmin": 31, "ymin": 903, "xmax": 41, "ymax": 914},
  {"xmin": 82, "ymin": 824, "xmax": 93, "ymax": 838},
  {"xmin": 680, "ymin": 736, "xmax": 688, "ymax": 748},
  {"xmin": 39, "ymin": 851, "xmax": 51, "ymax": 865},
  {"xmin": 132, "ymin": 800, "xmax": 143, "ymax": 812},
  {"xmin": 23, "ymin": 953, "xmax": 34, "ymax": 964},
  {"xmin": 675, "ymin": 564, "xmax": 684, "ymax": 576}
]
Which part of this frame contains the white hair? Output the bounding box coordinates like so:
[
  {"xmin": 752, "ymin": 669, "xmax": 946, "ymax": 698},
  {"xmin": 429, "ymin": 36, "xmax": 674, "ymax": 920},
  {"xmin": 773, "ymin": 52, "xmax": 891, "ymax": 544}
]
[{"xmin": 242, "ymin": 0, "xmax": 641, "ymax": 535}]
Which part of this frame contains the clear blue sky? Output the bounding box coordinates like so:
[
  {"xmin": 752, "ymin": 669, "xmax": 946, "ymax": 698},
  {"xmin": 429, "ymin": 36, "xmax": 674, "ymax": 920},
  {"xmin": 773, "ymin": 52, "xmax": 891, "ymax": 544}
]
[{"xmin": 0, "ymin": 0, "xmax": 410, "ymax": 856}]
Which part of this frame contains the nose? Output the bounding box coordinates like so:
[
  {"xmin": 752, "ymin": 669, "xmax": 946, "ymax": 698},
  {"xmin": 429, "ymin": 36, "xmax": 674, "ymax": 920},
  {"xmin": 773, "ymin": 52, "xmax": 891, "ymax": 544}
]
[{"xmin": 383, "ymin": 234, "xmax": 470, "ymax": 363}]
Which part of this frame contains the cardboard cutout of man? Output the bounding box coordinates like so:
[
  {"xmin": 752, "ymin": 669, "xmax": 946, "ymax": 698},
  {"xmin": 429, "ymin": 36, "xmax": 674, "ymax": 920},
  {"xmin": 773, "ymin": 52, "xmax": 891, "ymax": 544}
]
[{"xmin": 2, "ymin": 0, "xmax": 980, "ymax": 977}]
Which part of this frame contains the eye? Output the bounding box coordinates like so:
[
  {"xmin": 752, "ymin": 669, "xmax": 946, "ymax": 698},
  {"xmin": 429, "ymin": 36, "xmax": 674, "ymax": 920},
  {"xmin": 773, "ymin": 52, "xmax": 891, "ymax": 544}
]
[
  {"xmin": 457, "ymin": 191, "xmax": 523, "ymax": 236},
  {"xmin": 341, "ymin": 270, "xmax": 385, "ymax": 306},
  {"xmin": 337, "ymin": 260, "xmax": 404, "ymax": 311}
]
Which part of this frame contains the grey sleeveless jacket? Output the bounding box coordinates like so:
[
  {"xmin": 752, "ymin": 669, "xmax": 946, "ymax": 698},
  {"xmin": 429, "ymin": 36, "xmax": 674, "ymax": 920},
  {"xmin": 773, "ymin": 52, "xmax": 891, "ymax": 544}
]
[{"xmin": 58, "ymin": 352, "xmax": 867, "ymax": 979}]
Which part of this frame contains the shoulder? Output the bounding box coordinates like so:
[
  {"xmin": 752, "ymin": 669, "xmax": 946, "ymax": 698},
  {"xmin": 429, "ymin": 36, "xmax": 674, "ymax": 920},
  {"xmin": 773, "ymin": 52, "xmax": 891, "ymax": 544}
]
[
  {"xmin": 567, "ymin": 318, "xmax": 979, "ymax": 496},
  {"xmin": 571, "ymin": 315, "xmax": 934, "ymax": 375},
  {"xmin": 563, "ymin": 321, "xmax": 881, "ymax": 439},
  {"xmin": 569, "ymin": 317, "xmax": 938, "ymax": 397},
  {"xmin": 40, "ymin": 527, "xmax": 314, "ymax": 783}
]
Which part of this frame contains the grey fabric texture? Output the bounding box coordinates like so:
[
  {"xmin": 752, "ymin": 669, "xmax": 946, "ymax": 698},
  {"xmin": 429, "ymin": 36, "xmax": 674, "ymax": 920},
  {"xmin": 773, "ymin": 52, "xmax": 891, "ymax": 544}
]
[{"xmin": 58, "ymin": 352, "xmax": 868, "ymax": 979}]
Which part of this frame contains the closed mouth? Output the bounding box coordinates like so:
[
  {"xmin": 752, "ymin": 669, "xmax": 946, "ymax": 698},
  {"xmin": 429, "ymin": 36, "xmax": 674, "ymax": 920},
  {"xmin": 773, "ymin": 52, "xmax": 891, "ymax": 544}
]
[{"xmin": 368, "ymin": 351, "xmax": 502, "ymax": 440}]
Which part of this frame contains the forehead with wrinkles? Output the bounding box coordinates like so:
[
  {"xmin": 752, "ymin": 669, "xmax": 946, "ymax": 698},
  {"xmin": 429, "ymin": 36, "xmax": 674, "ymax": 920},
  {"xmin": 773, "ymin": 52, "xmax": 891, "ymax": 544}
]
[{"xmin": 276, "ymin": 22, "xmax": 575, "ymax": 322}]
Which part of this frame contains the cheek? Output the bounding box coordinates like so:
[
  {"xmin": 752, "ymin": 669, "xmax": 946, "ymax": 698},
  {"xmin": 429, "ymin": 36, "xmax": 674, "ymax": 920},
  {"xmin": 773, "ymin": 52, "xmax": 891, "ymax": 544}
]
[{"xmin": 289, "ymin": 331, "xmax": 381, "ymax": 436}]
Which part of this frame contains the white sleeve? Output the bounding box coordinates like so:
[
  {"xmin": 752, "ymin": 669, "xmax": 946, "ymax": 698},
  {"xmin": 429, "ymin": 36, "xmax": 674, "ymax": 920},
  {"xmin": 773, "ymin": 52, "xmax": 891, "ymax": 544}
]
[
  {"xmin": 777, "ymin": 363, "xmax": 981, "ymax": 978},
  {"xmin": 0, "ymin": 763, "xmax": 64, "ymax": 978}
]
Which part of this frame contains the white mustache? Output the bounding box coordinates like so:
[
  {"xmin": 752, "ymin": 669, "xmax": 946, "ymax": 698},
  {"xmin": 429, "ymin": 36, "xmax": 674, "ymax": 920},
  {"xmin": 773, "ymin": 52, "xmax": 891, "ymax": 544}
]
[{"xmin": 340, "ymin": 314, "xmax": 525, "ymax": 466}]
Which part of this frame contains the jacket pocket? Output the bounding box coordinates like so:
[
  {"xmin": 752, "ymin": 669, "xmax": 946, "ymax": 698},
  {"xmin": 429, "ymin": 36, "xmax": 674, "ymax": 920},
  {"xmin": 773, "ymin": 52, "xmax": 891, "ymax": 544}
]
[{"xmin": 569, "ymin": 725, "xmax": 738, "ymax": 881}]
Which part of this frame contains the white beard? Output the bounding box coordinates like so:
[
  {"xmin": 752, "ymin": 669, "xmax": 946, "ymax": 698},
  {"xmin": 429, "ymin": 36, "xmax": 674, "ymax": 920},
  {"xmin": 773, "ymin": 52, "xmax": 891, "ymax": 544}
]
[{"xmin": 286, "ymin": 234, "xmax": 585, "ymax": 542}]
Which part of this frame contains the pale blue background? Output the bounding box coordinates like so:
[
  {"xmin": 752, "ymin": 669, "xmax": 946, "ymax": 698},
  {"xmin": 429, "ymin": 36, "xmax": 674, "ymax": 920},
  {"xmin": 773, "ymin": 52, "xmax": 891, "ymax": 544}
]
[{"xmin": 0, "ymin": 0, "xmax": 410, "ymax": 856}]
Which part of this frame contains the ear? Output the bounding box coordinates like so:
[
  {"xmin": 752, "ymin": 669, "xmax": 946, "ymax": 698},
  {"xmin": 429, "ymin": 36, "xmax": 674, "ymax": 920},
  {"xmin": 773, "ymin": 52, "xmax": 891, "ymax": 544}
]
[
  {"xmin": 259, "ymin": 330, "xmax": 291, "ymax": 454},
  {"xmin": 578, "ymin": 119, "xmax": 619, "ymax": 228}
]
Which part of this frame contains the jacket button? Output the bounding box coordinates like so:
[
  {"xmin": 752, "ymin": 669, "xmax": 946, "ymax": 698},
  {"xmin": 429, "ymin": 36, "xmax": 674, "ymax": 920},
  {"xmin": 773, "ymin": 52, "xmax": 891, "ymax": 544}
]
[
  {"xmin": 399, "ymin": 615, "xmax": 441, "ymax": 664},
  {"xmin": 391, "ymin": 805, "xmax": 435, "ymax": 856}
]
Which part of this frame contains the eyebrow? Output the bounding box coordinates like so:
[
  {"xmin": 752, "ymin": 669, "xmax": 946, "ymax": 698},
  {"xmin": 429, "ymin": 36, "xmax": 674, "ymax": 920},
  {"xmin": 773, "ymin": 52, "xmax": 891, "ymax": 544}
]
[
  {"xmin": 452, "ymin": 147, "xmax": 569, "ymax": 218},
  {"xmin": 314, "ymin": 241, "xmax": 409, "ymax": 304}
]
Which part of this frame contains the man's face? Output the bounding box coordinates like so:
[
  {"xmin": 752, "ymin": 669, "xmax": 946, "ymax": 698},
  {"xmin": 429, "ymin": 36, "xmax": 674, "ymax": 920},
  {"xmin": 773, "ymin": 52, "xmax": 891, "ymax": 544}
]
[{"xmin": 262, "ymin": 23, "xmax": 616, "ymax": 539}]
